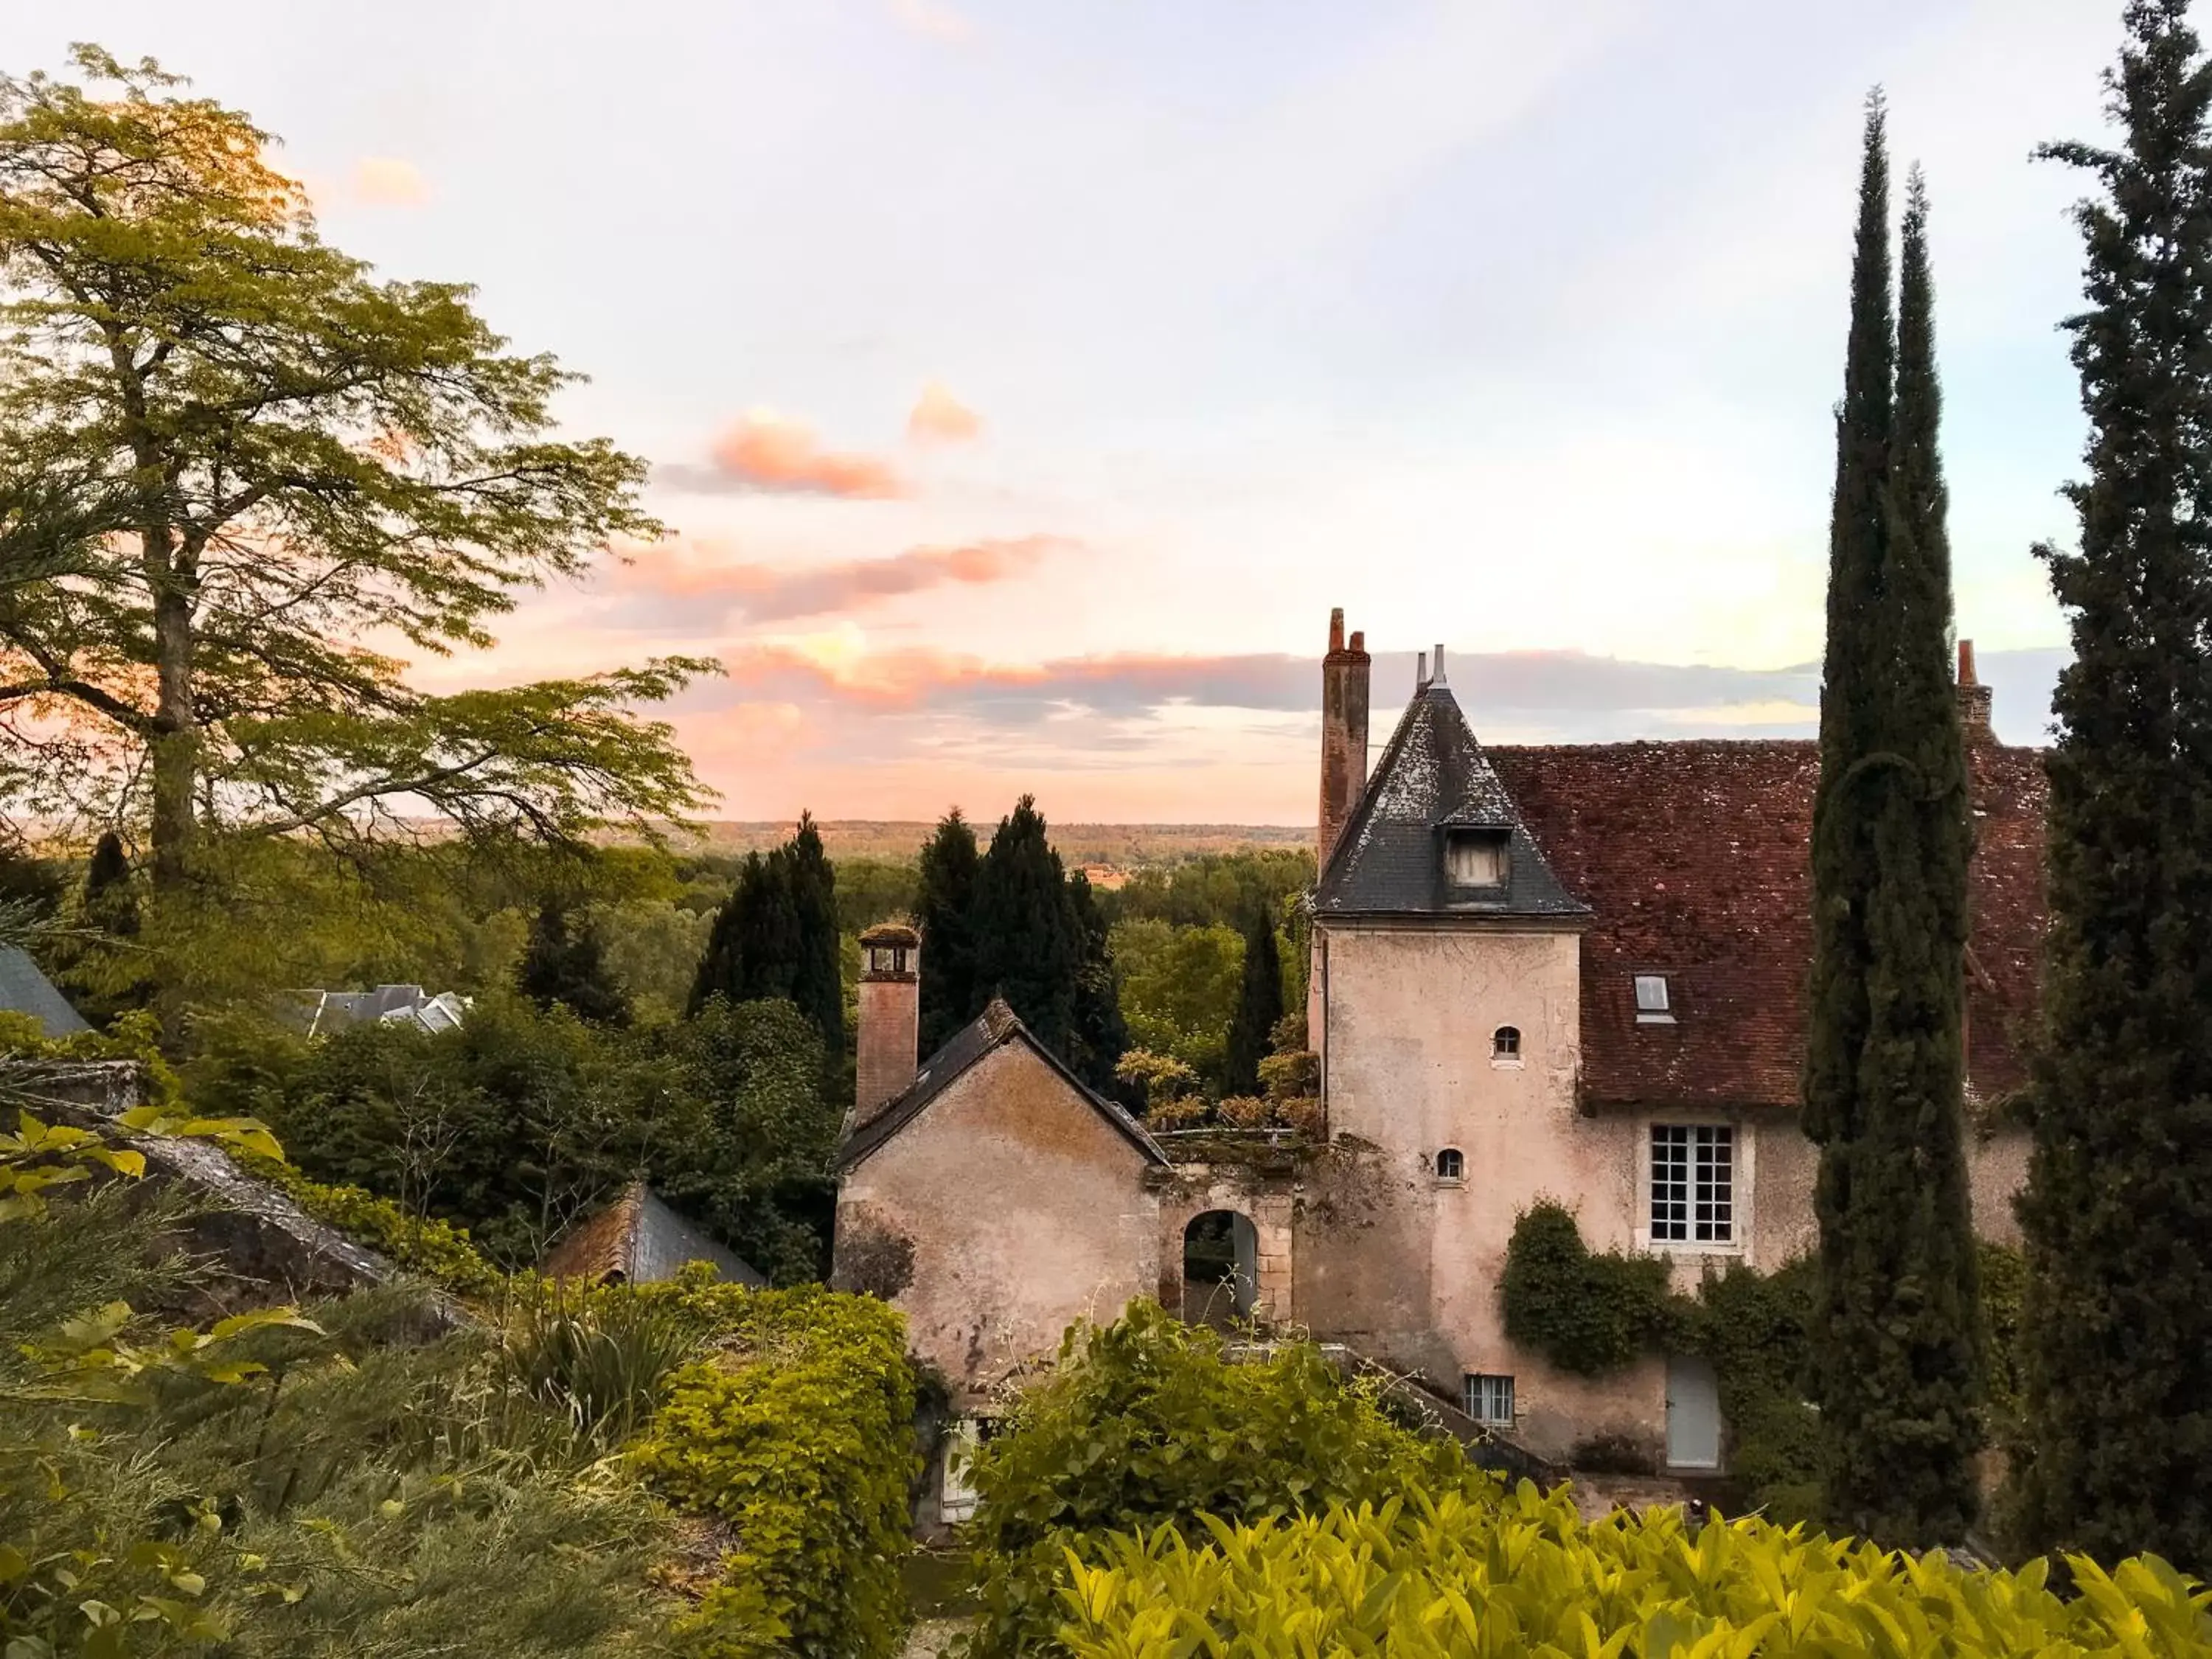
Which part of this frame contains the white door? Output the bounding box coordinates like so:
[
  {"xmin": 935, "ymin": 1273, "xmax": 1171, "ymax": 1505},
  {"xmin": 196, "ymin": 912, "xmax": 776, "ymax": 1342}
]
[{"xmin": 1666, "ymin": 1354, "xmax": 1721, "ymax": 1470}]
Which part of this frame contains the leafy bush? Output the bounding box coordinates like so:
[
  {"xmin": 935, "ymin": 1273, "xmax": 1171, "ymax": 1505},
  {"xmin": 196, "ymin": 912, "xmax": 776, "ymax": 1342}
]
[
  {"xmin": 959, "ymin": 1300, "xmax": 1476, "ymax": 1658},
  {"xmin": 630, "ymin": 1276, "xmax": 918, "ymax": 1659},
  {"xmin": 502, "ymin": 1279, "xmax": 708, "ymax": 1447},
  {"xmin": 237, "ymin": 1150, "xmax": 508, "ymax": 1297},
  {"xmin": 1053, "ymin": 1484, "xmax": 2212, "ymax": 1658},
  {"xmin": 1499, "ymin": 1200, "xmax": 1672, "ymax": 1375}
]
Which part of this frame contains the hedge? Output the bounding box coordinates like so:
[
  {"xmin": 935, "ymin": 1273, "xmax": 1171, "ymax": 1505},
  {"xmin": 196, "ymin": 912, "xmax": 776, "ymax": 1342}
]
[
  {"xmin": 630, "ymin": 1276, "xmax": 918, "ymax": 1659},
  {"xmin": 1054, "ymin": 1484, "xmax": 2211, "ymax": 1658}
]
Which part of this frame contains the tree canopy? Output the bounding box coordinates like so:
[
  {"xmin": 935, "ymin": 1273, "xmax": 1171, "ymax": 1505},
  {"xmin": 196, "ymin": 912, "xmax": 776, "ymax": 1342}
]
[{"xmin": 0, "ymin": 46, "xmax": 709, "ymax": 912}]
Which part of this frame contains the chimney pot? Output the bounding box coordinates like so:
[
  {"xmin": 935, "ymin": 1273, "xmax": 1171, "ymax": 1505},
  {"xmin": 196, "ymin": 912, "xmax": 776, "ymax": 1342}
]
[
  {"xmin": 1347, "ymin": 629, "xmax": 1365, "ymax": 654},
  {"xmin": 856, "ymin": 921, "xmax": 922, "ymax": 1119},
  {"xmin": 1416, "ymin": 651, "xmax": 1428, "ymax": 688},
  {"xmin": 1317, "ymin": 611, "xmax": 1372, "ymax": 869},
  {"xmin": 1430, "ymin": 643, "xmax": 1447, "ymax": 687},
  {"xmin": 1954, "ymin": 638, "xmax": 1993, "ymax": 734}
]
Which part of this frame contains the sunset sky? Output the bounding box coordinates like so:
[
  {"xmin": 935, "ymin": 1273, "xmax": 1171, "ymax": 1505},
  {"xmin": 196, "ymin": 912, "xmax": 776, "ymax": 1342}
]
[{"xmin": 7, "ymin": 2, "xmax": 2112, "ymax": 823}]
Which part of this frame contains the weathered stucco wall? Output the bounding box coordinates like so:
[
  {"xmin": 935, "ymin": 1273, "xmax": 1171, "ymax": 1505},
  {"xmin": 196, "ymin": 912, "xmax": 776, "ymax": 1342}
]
[
  {"xmin": 1301, "ymin": 922, "xmax": 1669, "ymax": 1460},
  {"xmin": 834, "ymin": 1041, "xmax": 1160, "ymax": 1408}
]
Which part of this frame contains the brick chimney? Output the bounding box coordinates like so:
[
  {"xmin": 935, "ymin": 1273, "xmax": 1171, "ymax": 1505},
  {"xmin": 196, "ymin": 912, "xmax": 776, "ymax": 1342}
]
[
  {"xmin": 1956, "ymin": 639, "xmax": 1993, "ymax": 735},
  {"xmin": 855, "ymin": 921, "xmax": 921, "ymax": 1119},
  {"xmin": 1318, "ymin": 608, "xmax": 1371, "ymax": 870}
]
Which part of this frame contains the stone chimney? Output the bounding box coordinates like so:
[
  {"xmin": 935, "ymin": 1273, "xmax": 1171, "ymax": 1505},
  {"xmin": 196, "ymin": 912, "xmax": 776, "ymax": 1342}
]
[
  {"xmin": 1956, "ymin": 639, "xmax": 1992, "ymax": 735},
  {"xmin": 855, "ymin": 921, "xmax": 921, "ymax": 1119},
  {"xmin": 1318, "ymin": 608, "xmax": 1371, "ymax": 870}
]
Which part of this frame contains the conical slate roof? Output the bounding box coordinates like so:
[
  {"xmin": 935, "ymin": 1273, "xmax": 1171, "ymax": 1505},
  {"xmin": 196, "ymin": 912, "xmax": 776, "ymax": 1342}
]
[{"xmin": 1314, "ymin": 682, "xmax": 1587, "ymax": 920}]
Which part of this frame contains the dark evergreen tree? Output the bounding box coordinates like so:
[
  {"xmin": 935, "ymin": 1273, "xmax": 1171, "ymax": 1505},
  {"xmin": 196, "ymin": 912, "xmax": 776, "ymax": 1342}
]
[
  {"xmin": 686, "ymin": 849, "xmax": 799, "ymax": 1016},
  {"xmin": 1223, "ymin": 905, "xmax": 1284, "ymax": 1098},
  {"xmin": 517, "ymin": 900, "xmax": 631, "ymax": 1026},
  {"xmin": 785, "ymin": 812, "xmax": 844, "ymax": 1057},
  {"xmin": 1065, "ymin": 869, "xmax": 1128, "ymax": 1091},
  {"xmin": 2015, "ymin": 0, "xmax": 2212, "ymax": 1569},
  {"xmin": 915, "ymin": 809, "xmax": 982, "ymax": 1054},
  {"xmin": 81, "ymin": 831, "xmax": 137, "ymax": 938},
  {"xmin": 970, "ymin": 795, "xmax": 1080, "ymax": 1056},
  {"xmin": 1802, "ymin": 100, "xmax": 1985, "ymax": 1547}
]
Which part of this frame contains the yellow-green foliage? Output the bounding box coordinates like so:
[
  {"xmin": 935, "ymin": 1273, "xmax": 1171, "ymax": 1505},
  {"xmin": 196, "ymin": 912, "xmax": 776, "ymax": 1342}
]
[
  {"xmin": 235, "ymin": 1152, "xmax": 507, "ymax": 1298},
  {"xmin": 1054, "ymin": 1484, "xmax": 2212, "ymax": 1659},
  {"xmin": 630, "ymin": 1276, "xmax": 918, "ymax": 1659}
]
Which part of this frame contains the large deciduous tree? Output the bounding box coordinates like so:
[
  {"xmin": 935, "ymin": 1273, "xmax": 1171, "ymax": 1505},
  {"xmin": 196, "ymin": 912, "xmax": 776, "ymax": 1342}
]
[
  {"xmin": 2015, "ymin": 0, "xmax": 2212, "ymax": 1569},
  {"xmin": 1801, "ymin": 97, "xmax": 1984, "ymax": 1548},
  {"xmin": 0, "ymin": 48, "xmax": 707, "ymax": 897}
]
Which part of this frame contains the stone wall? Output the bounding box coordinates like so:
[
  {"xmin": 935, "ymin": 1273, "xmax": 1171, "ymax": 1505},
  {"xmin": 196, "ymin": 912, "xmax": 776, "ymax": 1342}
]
[{"xmin": 833, "ymin": 1041, "xmax": 1161, "ymax": 1408}]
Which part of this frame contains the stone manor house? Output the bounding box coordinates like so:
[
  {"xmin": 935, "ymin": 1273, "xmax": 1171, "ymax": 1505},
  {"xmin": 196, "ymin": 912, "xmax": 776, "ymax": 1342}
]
[{"xmin": 832, "ymin": 609, "xmax": 2043, "ymax": 1485}]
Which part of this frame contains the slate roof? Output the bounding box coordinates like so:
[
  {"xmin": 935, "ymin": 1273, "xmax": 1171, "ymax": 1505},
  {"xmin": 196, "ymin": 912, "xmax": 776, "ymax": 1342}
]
[
  {"xmin": 1487, "ymin": 732, "xmax": 2048, "ymax": 1111},
  {"xmin": 1314, "ymin": 681, "xmax": 1587, "ymax": 920},
  {"xmin": 542, "ymin": 1182, "xmax": 766, "ymax": 1287},
  {"xmin": 0, "ymin": 945, "xmax": 90, "ymax": 1037},
  {"xmin": 838, "ymin": 996, "xmax": 1166, "ymax": 1170},
  {"xmin": 288, "ymin": 985, "xmax": 468, "ymax": 1038}
]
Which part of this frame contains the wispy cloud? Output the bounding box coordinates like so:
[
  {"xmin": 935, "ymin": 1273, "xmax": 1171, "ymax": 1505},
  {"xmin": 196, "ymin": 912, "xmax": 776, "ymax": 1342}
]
[
  {"xmin": 659, "ymin": 412, "xmax": 909, "ymax": 499},
  {"xmin": 907, "ymin": 381, "xmax": 983, "ymax": 444},
  {"xmin": 618, "ymin": 534, "xmax": 1068, "ymax": 625}
]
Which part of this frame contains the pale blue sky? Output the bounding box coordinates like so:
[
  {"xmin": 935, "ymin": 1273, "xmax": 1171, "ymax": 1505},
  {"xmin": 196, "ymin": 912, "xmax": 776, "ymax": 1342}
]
[{"xmin": 4, "ymin": 2, "xmax": 2114, "ymax": 818}]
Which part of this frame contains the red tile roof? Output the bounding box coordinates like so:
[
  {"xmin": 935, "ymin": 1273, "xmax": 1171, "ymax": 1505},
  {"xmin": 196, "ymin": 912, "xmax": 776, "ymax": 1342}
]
[{"xmin": 1487, "ymin": 734, "xmax": 2048, "ymax": 1112}]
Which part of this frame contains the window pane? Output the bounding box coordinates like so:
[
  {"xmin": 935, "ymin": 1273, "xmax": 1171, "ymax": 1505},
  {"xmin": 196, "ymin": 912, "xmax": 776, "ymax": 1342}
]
[{"xmin": 1634, "ymin": 975, "xmax": 1670, "ymax": 1012}]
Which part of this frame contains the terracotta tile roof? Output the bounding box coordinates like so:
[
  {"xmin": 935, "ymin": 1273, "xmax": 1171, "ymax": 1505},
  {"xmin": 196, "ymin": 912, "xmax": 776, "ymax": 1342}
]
[
  {"xmin": 542, "ymin": 1182, "xmax": 765, "ymax": 1287},
  {"xmin": 1486, "ymin": 734, "xmax": 2048, "ymax": 1111}
]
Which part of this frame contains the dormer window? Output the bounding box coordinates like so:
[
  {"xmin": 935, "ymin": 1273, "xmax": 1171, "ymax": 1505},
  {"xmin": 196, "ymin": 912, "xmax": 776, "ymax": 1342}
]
[
  {"xmin": 1445, "ymin": 829, "xmax": 1509, "ymax": 890},
  {"xmin": 1634, "ymin": 974, "xmax": 1674, "ymax": 1024}
]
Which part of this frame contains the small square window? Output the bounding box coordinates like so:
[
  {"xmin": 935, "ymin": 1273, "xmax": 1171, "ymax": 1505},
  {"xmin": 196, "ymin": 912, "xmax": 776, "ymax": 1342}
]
[
  {"xmin": 1446, "ymin": 831, "xmax": 1509, "ymax": 888},
  {"xmin": 1464, "ymin": 1373, "xmax": 1515, "ymax": 1427},
  {"xmin": 1634, "ymin": 974, "xmax": 1674, "ymax": 1023}
]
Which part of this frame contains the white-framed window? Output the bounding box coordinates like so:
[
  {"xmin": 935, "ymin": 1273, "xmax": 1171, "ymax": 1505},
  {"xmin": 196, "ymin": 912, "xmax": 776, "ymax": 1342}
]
[
  {"xmin": 1464, "ymin": 1372, "xmax": 1515, "ymax": 1427},
  {"xmin": 1650, "ymin": 1124, "xmax": 1733, "ymax": 1245},
  {"xmin": 1446, "ymin": 831, "xmax": 1509, "ymax": 888},
  {"xmin": 1634, "ymin": 974, "xmax": 1674, "ymax": 1023},
  {"xmin": 1435, "ymin": 1147, "xmax": 1465, "ymax": 1182},
  {"xmin": 1492, "ymin": 1025, "xmax": 1521, "ymax": 1061}
]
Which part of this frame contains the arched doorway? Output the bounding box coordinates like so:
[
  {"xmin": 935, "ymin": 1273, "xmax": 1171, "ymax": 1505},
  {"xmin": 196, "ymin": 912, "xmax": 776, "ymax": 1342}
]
[{"xmin": 1182, "ymin": 1209, "xmax": 1259, "ymax": 1326}]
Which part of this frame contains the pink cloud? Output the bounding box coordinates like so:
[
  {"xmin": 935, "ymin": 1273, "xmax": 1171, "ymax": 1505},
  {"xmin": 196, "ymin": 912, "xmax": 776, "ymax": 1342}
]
[
  {"xmin": 907, "ymin": 381, "xmax": 983, "ymax": 444},
  {"xmin": 351, "ymin": 156, "xmax": 429, "ymax": 206},
  {"xmin": 663, "ymin": 413, "xmax": 909, "ymax": 499},
  {"xmin": 890, "ymin": 0, "xmax": 974, "ymax": 44},
  {"xmin": 619, "ymin": 535, "xmax": 1065, "ymax": 623}
]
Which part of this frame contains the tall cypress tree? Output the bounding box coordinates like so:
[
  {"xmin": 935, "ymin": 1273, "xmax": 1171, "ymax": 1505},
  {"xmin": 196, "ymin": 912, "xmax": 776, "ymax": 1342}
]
[
  {"xmin": 1223, "ymin": 905, "xmax": 1284, "ymax": 1098},
  {"xmin": 2015, "ymin": 0, "xmax": 2212, "ymax": 1568},
  {"xmin": 1065, "ymin": 869, "xmax": 1128, "ymax": 1091},
  {"xmin": 785, "ymin": 812, "xmax": 844, "ymax": 1057},
  {"xmin": 970, "ymin": 795, "xmax": 1081, "ymax": 1055},
  {"xmin": 915, "ymin": 808, "xmax": 981, "ymax": 1054},
  {"xmin": 81, "ymin": 831, "xmax": 137, "ymax": 938},
  {"xmin": 1803, "ymin": 100, "xmax": 1985, "ymax": 1548}
]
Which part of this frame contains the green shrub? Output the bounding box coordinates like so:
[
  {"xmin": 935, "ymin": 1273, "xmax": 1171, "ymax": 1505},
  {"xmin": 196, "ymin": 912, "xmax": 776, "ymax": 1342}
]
[
  {"xmin": 1499, "ymin": 1200, "xmax": 1672, "ymax": 1375},
  {"xmin": 236, "ymin": 1151, "xmax": 507, "ymax": 1298},
  {"xmin": 1052, "ymin": 1485, "xmax": 2212, "ymax": 1658},
  {"xmin": 502, "ymin": 1280, "xmax": 708, "ymax": 1449},
  {"xmin": 630, "ymin": 1276, "xmax": 917, "ymax": 1659},
  {"xmin": 959, "ymin": 1300, "xmax": 1481, "ymax": 1658}
]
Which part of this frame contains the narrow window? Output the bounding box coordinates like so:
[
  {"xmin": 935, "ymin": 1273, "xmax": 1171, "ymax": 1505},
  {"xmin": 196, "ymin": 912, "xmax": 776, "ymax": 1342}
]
[
  {"xmin": 1464, "ymin": 1373, "xmax": 1515, "ymax": 1427},
  {"xmin": 1435, "ymin": 1147, "xmax": 1464, "ymax": 1181},
  {"xmin": 1492, "ymin": 1025, "xmax": 1521, "ymax": 1060},
  {"xmin": 1650, "ymin": 1124, "xmax": 1734, "ymax": 1245},
  {"xmin": 1634, "ymin": 974, "xmax": 1674, "ymax": 1023}
]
